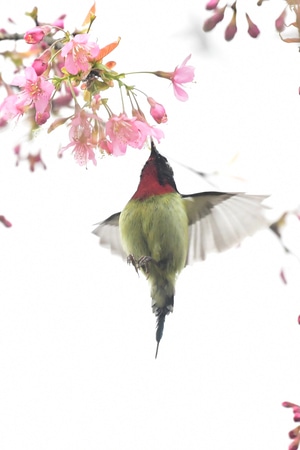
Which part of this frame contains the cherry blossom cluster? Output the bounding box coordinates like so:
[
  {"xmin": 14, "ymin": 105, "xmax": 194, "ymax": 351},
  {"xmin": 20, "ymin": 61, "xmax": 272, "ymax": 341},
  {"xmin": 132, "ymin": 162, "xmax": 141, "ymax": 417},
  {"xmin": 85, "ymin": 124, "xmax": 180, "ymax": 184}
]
[
  {"xmin": 203, "ymin": 0, "xmax": 299, "ymax": 42},
  {"xmin": 0, "ymin": 5, "xmax": 195, "ymax": 167}
]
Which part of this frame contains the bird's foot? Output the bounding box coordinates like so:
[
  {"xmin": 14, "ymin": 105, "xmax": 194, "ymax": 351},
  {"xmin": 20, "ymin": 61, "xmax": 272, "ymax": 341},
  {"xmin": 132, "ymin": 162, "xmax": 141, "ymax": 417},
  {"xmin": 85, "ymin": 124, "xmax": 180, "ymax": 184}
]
[{"xmin": 127, "ymin": 254, "xmax": 154, "ymax": 277}]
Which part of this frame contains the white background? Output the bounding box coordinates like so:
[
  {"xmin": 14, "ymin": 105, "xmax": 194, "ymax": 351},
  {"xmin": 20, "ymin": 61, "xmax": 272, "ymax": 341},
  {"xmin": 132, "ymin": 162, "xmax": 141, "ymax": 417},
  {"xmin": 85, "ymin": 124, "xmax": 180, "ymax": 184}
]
[{"xmin": 0, "ymin": 1, "xmax": 300, "ymax": 449}]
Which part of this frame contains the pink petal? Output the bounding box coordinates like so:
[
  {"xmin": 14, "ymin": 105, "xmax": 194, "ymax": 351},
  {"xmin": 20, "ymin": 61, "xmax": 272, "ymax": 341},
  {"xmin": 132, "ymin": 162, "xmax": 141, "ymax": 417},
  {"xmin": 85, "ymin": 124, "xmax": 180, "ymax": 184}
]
[{"xmin": 173, "ymin": 83, "xmax": 188, "ymax": 101}]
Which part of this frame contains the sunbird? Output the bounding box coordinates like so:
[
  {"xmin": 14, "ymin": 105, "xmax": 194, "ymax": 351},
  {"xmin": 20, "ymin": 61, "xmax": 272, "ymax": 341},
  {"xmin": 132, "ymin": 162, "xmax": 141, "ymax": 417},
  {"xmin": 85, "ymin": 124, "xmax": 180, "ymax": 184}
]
[{"xmin": 93, "ymin": 141, "xmax": 268, "ymax": 357}]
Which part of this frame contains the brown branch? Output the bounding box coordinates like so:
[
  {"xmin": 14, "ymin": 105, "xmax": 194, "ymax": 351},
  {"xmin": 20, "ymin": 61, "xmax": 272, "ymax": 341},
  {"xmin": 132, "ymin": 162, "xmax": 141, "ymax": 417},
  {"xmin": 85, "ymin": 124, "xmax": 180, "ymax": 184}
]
[{"xmin": 0, "ymin": 32, "xmax": 25, "ymax": 41}]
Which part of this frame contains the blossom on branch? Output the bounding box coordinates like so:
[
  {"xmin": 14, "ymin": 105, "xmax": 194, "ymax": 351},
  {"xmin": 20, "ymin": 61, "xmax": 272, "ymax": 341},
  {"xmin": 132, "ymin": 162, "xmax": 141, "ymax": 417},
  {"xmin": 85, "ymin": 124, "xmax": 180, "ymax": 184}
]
[
  {"xmin": 61, "ymin": 33, "xmax": 100, "ymax": 75},
  {"xmin": 10, "ymin": 66, "xmax": 54, "ymax": 124},
  {"xmin": 101, "ymin": 113, "xmax": 164, "ymax": 156},
  {"xmin": 154, "ymin": 54, "xmax": 195, "ymax": 101},
  {"xmin": 0, "ymin": 4, "xmax": 195, "ymax": 167},
  {"xmin": 59, "ymin": 106, "xmax": 104, "ymax": 165}
]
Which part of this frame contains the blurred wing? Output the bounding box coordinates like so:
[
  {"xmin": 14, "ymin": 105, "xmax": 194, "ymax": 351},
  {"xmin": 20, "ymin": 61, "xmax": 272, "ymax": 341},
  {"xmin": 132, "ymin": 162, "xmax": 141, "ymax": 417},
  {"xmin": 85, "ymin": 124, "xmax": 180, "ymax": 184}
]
[
  {"xmin": 183, "ymin": 192, "xmax": 269, "ymax": 264},
  {"xmin": 92, "ymin": 212, "xmax": 127, "ymax": 260}
]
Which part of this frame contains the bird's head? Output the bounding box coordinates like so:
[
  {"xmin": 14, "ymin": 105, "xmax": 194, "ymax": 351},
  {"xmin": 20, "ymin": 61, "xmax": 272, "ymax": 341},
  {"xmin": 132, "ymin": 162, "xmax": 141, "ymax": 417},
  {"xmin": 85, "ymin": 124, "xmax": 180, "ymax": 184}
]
[{"xmin": 132, "ymin": 141, "xmax": 178, "ymax": 200}]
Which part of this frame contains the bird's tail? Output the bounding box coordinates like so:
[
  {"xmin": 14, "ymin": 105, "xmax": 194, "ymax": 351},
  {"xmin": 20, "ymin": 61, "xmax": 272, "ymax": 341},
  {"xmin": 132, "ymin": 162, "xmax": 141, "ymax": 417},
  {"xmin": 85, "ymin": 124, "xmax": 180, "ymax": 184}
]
[{"xmin": 155, "ymin": 305, "xmax": 172, "ymax": 358}]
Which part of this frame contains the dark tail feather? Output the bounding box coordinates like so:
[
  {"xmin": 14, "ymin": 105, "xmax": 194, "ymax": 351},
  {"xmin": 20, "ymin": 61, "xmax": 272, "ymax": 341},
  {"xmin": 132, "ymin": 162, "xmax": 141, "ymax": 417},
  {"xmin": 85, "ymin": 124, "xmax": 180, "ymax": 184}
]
[{"xmin": 155, "ymin": 307, "xmax": 169, "ymax": 358}]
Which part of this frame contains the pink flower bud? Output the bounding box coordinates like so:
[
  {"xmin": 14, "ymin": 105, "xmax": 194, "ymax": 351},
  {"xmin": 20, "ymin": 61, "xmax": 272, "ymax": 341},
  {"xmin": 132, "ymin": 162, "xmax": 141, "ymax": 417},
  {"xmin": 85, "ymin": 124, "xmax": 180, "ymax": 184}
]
[
  {"xmin": 0, "ymin": 215, "xmax": 12, "ymax": 227},
  {"xmin": 203, "ymin": 6, "xmax": 226, "ymax": 32},
  {"xmin": 24, "ymin": 26, "xmax": 51, "ymax": 44},
  {"xmin": 225, "ymin": 10, "xmax": 237, "ymax": 41},
  {"xmin": 32, "ymin": 59, "xmax": 47, "ymax": 76},
  {"xmin": 147, "ymin": 97, "xmax": 168, "ymax": 124},
  {"xmin": 32, "ymin": 49, "xmax": 51, "ymax": 75},
  {"xmin": 205, "ymin": 0, "xmax": 220, "ymax": 10},
  {"xmin": 289, "ymin": 428, "xmax": 299, "ymax": 439},
  {"xmin": 245, "ymin": 13, "xmax": 260, "ymax": 38},
  {"xmin": 35, "ymin": 108, "xmax": 51, "ymax": 125},
  {"xmin": 275, "ymin": 8, "xmax": 286, "ymax": 32}
]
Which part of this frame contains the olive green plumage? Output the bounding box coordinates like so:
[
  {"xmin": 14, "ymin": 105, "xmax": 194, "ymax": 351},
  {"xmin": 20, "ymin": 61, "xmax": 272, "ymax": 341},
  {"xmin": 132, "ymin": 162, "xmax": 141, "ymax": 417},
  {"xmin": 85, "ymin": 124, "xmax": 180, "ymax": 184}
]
[
  {"xmin": 120, "ymin": 193, "xmax": 189, "ymax": 357},
  {"xmin": 120, "ymin": 193, "xmax": 188, "ymax": 308}
]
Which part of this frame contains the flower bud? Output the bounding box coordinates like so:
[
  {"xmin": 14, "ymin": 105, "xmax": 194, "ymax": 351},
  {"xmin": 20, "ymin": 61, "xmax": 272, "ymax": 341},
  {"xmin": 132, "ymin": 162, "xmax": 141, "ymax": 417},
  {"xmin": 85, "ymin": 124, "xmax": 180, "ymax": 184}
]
[
  {"xmin": 205, "ymin": 0, "xmax": 220, "ymax": 10},
  {"xmin": 203, "ymin": 6, "xmax": 226, "ymax": 32},
  {"xmin": 225, "ymin": 9, "xmax": 237, "ymax": 41},
  {"xmin": 147, "ymin": 97, "xmax": 168, "ymax": 124},
  {"xmin": 275, "ymin": 8, "xmax": 286, "ymax": 33},
  {"xmin": 24, "ymin": 26, "xmax": 51, "ymax": 44},
  {"xmin": 245, "ymin": 13, "xmax": 260, "ymax": 38},
  {"xmin": 0, "ymin": 215, "xmax": 12, "ymax": 227},
  {"xmin": 33, "ymin": 49, "xmax": 51, "ymax": 75}
]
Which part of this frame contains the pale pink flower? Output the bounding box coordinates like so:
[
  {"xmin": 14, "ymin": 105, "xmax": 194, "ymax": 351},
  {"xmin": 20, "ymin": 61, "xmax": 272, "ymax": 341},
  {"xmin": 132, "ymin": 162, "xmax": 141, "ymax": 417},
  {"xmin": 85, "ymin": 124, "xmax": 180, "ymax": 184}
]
[
  {"xmin": 0, "ymin": 94, "xmax": 20, "ymax": 123},
  {"xmin": 147, "ymin": 97, "xmax": 168, "ymax": 124},
  {"xmin": 63, "ymin": 141, "xmax": 97, "ymax": 166},
  {"xmin": 104, "ymin": 114, "xmax": 141, "ymax": 156},
  {"xmin": 135, "ymin": 120, "xmax": 164, "ymax": 144},
  {"xmin": 61, "ymin": 34, "xmax": 100, "ymax": 75},
  {"xmin": 154, "ymin": 55, "xmax": 195, "ymax": 102},
  {"xmin": 104, "ymin": 113, "xmax": 164, "ymax": 156},
  {"xmin": 171, "ymin": 55, "xmax": 195, "ymax": 101},
  {"xmin": 59, "ymin": 107, "xmax": 103, "ymax": 165},
  {"xmin": 11, "ymin": 66, "xmax": 54, "ymax": 124}
]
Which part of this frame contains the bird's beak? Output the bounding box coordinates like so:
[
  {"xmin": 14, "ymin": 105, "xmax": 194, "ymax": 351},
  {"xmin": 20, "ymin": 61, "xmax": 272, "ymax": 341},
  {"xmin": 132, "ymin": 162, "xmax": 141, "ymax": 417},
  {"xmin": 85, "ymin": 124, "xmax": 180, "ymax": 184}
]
[{"xmin": 150, "ymin": 139, "xmax": 159, "ymax": 158}]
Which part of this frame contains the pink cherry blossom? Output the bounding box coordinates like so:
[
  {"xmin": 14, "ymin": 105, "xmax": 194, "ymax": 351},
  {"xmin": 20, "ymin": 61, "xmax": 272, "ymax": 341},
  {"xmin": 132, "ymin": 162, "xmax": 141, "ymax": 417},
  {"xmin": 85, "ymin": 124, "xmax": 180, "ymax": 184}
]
[
  {"xmin": 103, "ymin": 113, "xmax": 164, "ymax": 156},
  {"xmin": 11, "ymin": 66, "xmax": 54, "ymax": 125},
  {"xmin": 59, "ymin": 107, "xmax": 105, "ymax": 165},
  {"xmin": 154, "ymin": 55, "xmax": 195, "ymax": 102},
  {"xmin": 171, "ymin": 55, "xmax": 195, "ymax": 101},
  {"xmin": 61, "ymin": 34, "xmax": 100, "ymax": 75},
  {"xmin": 147, "ymin": 97, "xmax": 167, "ymax": 124},
  {"xmin": 135, "ymin": 120, "xmax": 164, "ymax": 144},
  {"xmin": 0, "ymin": 94, "xmax": 21, "ymax": 123}
]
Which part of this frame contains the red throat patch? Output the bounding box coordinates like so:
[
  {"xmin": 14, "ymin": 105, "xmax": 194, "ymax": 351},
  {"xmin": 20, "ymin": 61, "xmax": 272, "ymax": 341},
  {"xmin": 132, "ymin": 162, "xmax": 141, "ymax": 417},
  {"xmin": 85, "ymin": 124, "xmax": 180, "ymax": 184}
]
[{"xmin": 131, "ymin": 163, "xmax": 176, "ymax": 200}]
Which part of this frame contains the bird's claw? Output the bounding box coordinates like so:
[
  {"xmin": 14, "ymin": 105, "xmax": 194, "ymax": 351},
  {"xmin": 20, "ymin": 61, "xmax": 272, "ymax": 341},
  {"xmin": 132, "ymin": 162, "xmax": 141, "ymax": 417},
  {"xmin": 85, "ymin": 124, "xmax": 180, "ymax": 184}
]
[
  {"xmin": 127, "ymin": 254, "xmax": 154, "ymax": 277},
  {"xmin": 127, "ymin": 254, "xmax": 140, "ymax": 275}
]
